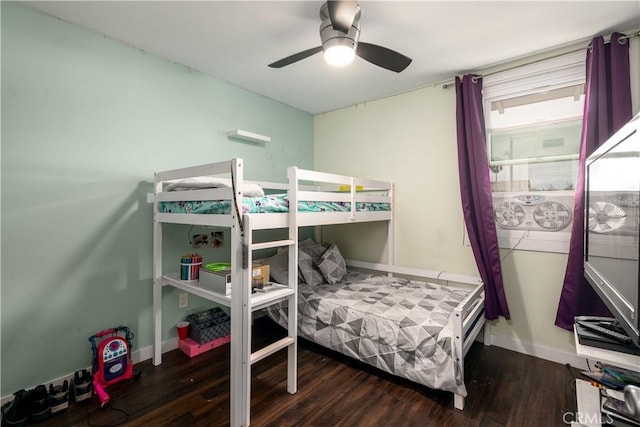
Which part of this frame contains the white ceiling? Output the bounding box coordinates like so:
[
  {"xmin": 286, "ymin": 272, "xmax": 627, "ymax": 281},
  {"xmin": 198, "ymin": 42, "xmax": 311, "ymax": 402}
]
[{"xmin": 24, "ymin": 1, "xmax": 640, "ymax": 114}]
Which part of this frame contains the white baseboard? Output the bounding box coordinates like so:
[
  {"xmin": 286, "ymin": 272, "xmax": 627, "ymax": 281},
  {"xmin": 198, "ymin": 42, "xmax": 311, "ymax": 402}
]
[
  {"xmin": 489, "ymin": 333, "xmax": 588, "ymax": 370},
  {"xmin": 0, "ymin": 338, "xmax": 179, "ymax": 406}
]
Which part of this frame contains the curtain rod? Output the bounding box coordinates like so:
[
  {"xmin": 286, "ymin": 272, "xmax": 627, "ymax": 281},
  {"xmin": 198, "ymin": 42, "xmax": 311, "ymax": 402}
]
[{"xmin": 441, "ymin": 31, "xmax": 640, "ymax": 89}]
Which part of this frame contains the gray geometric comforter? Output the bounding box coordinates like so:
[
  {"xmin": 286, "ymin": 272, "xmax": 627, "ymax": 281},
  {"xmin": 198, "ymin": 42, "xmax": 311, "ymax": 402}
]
[{"xmin": 265, "ymin": 272, "xmax": 470, "ymax": 396}]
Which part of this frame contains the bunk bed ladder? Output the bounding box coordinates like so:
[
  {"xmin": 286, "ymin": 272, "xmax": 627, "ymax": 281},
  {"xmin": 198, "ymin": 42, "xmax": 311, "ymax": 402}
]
[{"xmin": 231, "ymin": 186, "xmax": 298, "ymax": 426}]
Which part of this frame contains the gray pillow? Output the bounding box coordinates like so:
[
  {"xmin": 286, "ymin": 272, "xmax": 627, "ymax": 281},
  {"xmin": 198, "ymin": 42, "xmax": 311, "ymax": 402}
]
[
  {"xmin": 267, "ymin": 250, "xmax": 293, "ymax": 285},
  {"xmin": 317, "ymin": 242, "xmax": 347, "ymax": 285},
  {"xmin": 299, "ymin": 237, "xmax": 316, "ymax": 247},
  {"xmin": 265, "ymin": 241, "xmax": 327, "ymax": 286},
  {"xmin": 298, "ymin": 243, "xmax": 326, "ymax": 286}
]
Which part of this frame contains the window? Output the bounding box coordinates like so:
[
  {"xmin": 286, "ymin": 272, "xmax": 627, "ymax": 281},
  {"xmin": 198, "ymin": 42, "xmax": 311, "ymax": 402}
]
[{"xmin": 482, "ymin": 51, "xmax": 586, "ymax": 253}]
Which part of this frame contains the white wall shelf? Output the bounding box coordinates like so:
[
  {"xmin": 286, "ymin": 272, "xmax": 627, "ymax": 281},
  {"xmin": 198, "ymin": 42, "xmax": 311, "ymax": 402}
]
[
  {"xmin": 161, "ymin": 273, "xmax": 294, "ymax": 312},
  {"xmin": 226, "ymin": 129, "xmax": 271, "ymax": 144},
  {"xmin": 574, "ymin": 325, "xmax": 640, "ymax": 371}
]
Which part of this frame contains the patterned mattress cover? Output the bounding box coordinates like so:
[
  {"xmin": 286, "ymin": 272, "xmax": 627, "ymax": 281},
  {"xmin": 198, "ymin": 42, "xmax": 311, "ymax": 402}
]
[
  {"xmin": 265, "ymin": 272, "xmax": 470, "ymax": 396},
  {"xmin": 159, "ymin": 193, "xmax": 390, "ymax": 215}
]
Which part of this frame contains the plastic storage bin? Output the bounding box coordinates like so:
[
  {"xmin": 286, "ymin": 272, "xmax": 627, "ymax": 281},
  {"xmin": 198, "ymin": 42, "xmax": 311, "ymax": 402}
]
[{"xmin": 186, "ymin": 307, "xmax": 230, "ymax": 344}]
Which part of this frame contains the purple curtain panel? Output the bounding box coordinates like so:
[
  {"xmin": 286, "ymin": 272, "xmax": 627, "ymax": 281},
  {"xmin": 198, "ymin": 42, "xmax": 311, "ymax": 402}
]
[
  {"xmin": 555, "ymin": 33, "xmax": 633, "ymax": 330},
  {"xmin": 455, "ymin": 74, "xmax": 510, "ymax": 320}
]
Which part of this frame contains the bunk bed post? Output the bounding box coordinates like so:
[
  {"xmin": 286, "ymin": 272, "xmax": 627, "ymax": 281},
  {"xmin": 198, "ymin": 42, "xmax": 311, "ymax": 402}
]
[
  {"xmin": 240, "ymin": 214, "xmax": 254, "ymax": 426},
  {"xmin": 388, "ymin": 182, "xmax": 395, "ymax": 266},
  {"xmin": 452, "ymin": 307, "xmax": 465, "ymax": 410},
  {"xmin": 349, "ymin": 177, "xmax": 356, "ymax": 221},
  {"xmin": 152, "ymin": 176, "xmax": 163, "ymax": 366},
  {"xmin": 229, "ymin": 158, "xmax": 250, "ymax": 427},
  {"xmin": 483, "ymin": 321, "xmax": 492, "ymax": 346},
  {"xmin": 454, "ymin": 394, "xmax": 465, "ymax": 411},
  {"xmin": 287, "ymin": 166, "xmax": 299, "ymax": 394}
]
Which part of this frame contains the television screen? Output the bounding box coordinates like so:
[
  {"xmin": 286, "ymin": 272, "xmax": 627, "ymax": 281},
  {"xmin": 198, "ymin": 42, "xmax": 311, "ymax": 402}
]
[{"xmin": 584, "ymin": 113, "xmax": 640, "ymax": 347}]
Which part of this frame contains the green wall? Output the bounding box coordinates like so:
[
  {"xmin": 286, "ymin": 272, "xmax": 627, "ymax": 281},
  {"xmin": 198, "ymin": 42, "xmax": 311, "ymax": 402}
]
[{"xmin": 0, "ymin": 2, "xmax": 312, "ymax": 396}]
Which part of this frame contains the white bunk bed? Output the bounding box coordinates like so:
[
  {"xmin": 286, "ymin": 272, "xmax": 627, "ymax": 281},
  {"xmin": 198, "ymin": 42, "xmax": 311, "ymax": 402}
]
[
  {"xmin": 152, "ymin": 158, "xmax": 394, "ymax": 427},
  {"xmin": 153, "ymin": 158, "xmax": 486, "ymax": 426}
]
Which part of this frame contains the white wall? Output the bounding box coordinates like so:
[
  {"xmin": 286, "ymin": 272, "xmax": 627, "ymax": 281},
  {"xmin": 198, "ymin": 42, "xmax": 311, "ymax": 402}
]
[{"xmin": 314, "ymin": 36, "xmax": 639, "ymax": 363}]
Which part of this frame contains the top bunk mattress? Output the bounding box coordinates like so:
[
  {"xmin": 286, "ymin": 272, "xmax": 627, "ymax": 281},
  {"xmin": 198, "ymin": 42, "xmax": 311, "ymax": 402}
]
[{"xmin": 158, "ymin": 193, "xmax": 390, "ymax": 215}]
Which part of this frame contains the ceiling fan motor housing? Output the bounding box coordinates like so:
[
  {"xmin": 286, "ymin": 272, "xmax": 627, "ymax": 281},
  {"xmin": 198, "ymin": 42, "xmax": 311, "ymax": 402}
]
[{"xmin": 319, "ymin": 2, "xmax": 361, "ymax": 52}]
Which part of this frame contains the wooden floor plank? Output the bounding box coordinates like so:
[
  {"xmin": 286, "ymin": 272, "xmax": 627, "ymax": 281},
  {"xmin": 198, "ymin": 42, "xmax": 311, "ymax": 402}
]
[{"xmin": 31, "ymin": 318, "xmax": 577, "ymax": 426}]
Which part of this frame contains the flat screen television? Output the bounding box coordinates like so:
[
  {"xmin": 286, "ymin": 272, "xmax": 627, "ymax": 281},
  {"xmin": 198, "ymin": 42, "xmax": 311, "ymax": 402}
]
[{"xmin": 584, "ymin": 112, "xmax": 640, "ymax": 348}]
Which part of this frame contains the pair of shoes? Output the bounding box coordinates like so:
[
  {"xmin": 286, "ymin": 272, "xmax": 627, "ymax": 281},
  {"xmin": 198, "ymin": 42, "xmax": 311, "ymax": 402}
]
[
  {"xmin": 28, "ymin": 385, "xmax": 50, "ymax": 423},
  {"xmin": 1, "ymin": 390, "xmax": 28, "ymax": 427},
  {"xmin": 0, "ymin": 385, "xmax": 51, "ymax": 426},
  {"xmin": 71, "ymin": 370, "xmax": 92, "ymax": 403},
  {"xmin": 48, "ymin": 381, "xmax": 69, "ymax": 414}
]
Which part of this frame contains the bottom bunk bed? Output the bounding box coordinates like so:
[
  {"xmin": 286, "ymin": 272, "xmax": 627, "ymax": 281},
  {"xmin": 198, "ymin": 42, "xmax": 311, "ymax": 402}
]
[{"xmin": 263, "ymin": 247, "xmax": 486, "ymax": 410}]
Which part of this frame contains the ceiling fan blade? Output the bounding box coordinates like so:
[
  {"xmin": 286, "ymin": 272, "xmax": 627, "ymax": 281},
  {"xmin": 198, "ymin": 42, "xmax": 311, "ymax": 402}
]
[
  {"xmin": 268, "ymin": 46, "xmax": 323, "ymax": 68},
  {"xmin": 356, "ymin": 42, "xmax": 412, "ymax": 73},
  {"xmin": 327, "ymin": 0, "xmax": 358, "ymax": 33}
]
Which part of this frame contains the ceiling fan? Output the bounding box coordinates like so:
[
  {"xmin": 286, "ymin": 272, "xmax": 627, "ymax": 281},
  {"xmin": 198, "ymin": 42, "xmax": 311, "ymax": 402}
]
[{"xmin": 268, "ymin": 0, "xmax": 412, "ymax": 73}]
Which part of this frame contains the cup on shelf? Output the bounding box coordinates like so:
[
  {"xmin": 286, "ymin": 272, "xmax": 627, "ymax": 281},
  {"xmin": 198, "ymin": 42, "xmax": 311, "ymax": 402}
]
[
  {"xmin": 180, "ymin": 259, "xmax": 202, "ymax": 281},
  {"xmin": 176, "ymin": 321, "xmax": 190, "ymax": 340}
]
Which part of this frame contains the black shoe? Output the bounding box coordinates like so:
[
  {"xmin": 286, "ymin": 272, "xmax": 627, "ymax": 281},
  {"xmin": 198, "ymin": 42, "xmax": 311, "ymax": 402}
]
[
  {"xmin": 48, "ymin": 380, "xmax": 69, "ymax": 414},
  {"xmin": 72, "ymin": 369, "xmax": 92, "ymax": 403},
  {"xmin": 29, "ymin": 385, "xmax": 51, "ymax": 422},
  {"xmin": 1, "ymin": 389, "xmax": 29, "ymax": 427}
]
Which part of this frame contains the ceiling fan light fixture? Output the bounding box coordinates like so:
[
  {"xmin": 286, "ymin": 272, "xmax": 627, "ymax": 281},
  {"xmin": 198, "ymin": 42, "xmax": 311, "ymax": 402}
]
[
  {"xmin": 324, "ymin": 44, "xmax": 355, "ymax": 67},
  {"xmin": 268, "ymin": 1, "xmax": 412, "ymax": 73},
  {"xmin": 319, "ymin": 3, "xmax": 360, "ymax": 68}
]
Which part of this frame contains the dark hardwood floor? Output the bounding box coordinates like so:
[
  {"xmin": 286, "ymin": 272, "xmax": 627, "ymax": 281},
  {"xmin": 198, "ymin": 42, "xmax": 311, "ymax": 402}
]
[{"xmin": 34, "ymin": 318, "xmax": 578, "ymax": 426}]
